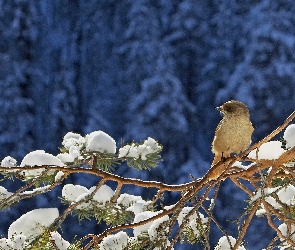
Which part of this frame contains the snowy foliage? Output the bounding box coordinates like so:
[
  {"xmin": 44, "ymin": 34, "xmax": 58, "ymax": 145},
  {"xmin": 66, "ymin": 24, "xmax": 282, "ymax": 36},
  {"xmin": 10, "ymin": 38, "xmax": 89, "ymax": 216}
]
[
  {"xmin": 8, "ymin": 208, "xmax": 59, "ymax": 242},
  {"xmin": 86, "ymin": 130, "xmax": 116, "ymax": 154},
  {"xmin": 0, "ymin": 122, "xmax": 294, "ymax": 249},
  {"xmin": 0, "ymin": 1, "xmax": 295, "ymax": 249}
]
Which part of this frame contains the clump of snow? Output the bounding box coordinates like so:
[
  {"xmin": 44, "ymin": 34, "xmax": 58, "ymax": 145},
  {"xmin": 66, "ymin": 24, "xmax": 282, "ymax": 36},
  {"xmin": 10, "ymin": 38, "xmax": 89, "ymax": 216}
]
[
  {"xmin": 164, "ymin": 204, "xmax": 176, "ymax": 211},
  {"xmin": 147, "ymin": 214, "xmax": 169, "ymax": 240},
  {"xmin": 55, "ymin": 171, "xmax": 65, "ymax": 182},
  {"xmin": 86, "ymin": 131, "xmax": 116, "ymax": 154},
  {"xmin": 277, "ymin": 185, "xmax": 295, "ymax": 205},
  {"xmin": 144, "ymin": 137, "xmax": 160, "ymax": 150},
  {"xmin": 231, "ymin": 161, "xmax": 255, "ymax": 170},
  {"xmin": 99, "ymin": 231, "xmax": 128, "ymax": 250},
  {"xmin": 57, "ymin": 153, "xmax": 76, "ymax": 163},
  {"xmin": 1, "ymin": 156, "xmax": 17, "ymax": 168},
  {"xmin": 0, "ymin": 234, "xmax": 26, "ymax": 250},
  {"xmin": 62, "ymin": 132, "xmax": 85, "ymax": 150},
  {"xmin": 251, "ymin": 187, "xmax": 280, "ymax": 202},
  {"xmin": 133, "ymin": 211, "xmax": 159, "ymax": 237},
  {"xmin": 90, "ymin": 185, "xmax": 114, "ymax": 205},
  {"xmin": 177, "ymin": 207, "xmax": 208, "ymax": 237},
  {"xmin": 20, "ymin": 185, "xmax": 51, "ymax": 196},
  {"xmin": 119, "ymin": 144, "xmax": 139, "ymax": 159},
  {"xmin": 20, "ymin": 150, "xmax": 64, "ymax": 177},
  {"xmin": 0, "ymin": 186, "xmax": 13, "ymax": 200},
  {"xmin": 11, "ymin": 234, "xmax": 26, "ymax": 250},
  {"xmin": 284, "ymin": 124, "xmax": 295, "ymax": 148},
  {"xmin": 50, "ymin": 231, "xmax": 70, "ymax": 250},
  {"xmin": 8, "ymin": 208, "xmax": 59, "ymax": 242},
  {"xmin": 62, "ymin": 184, "xmax": 89, "ymax": 202},
  {"xmin": 117, "ymin": 193, "xmax": 144, "ymax": 208},
  {"xmin": 253, "ymin": 185, "xmax": 295, "ymax": 215},
  {"xmin": 62, "ymin": 184, "xmax": 114, "ymax": 209},
  {"xmin": 214, "ymin": 235, "xmax": 246, "ymax": 250},
  {"xmin": 118, "ymin": 137, "xmax": 160, "ymax": 160},
  {"xmin": 248, "ymin": 141, "xmax": 285, "ymax": 160},
  {"xmin": 278, "ymin": 223, "xmax": 295, "ymax": 249},
  {"xmin": 20, "ymin": 150, "xmax": 65, "ymax": 167},
  {"xmin": 126, "ymin": 200, "xmax": 152, "ymax": 215},
  {"xmin": 0, "ymin": 238, "xmax": 14, "ymax": 249},
  {"xmin": 57, "ymin": 132, "xmax": 86, "ymax": 163}
]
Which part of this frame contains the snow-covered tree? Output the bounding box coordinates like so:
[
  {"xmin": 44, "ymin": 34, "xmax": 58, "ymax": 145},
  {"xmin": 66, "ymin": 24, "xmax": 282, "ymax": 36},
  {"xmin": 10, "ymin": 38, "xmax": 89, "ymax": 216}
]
[
  {"xmin": 217, "ymin": 1, "xmax": 295, "ymax": 139},
  {"xmin": 0, "ymin": 0, "xmax": 37, "ymax": 160},
  {"xmin": 118, "ymin": 0, "xmax": 163, "ymax": 96},
  {"xmin": 1, "ymin": 112, "xmax": 295, "ymax": 249},
  {"xmin": 125, "ymin": 52, "xmax": 195, "ymax": 183}
]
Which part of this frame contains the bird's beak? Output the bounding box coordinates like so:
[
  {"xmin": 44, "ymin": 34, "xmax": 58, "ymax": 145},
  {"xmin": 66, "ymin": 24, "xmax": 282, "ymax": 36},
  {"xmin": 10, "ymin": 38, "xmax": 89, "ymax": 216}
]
[{"xmin": 215, "ymin": 106, "xmax": 221, "ymax": 111}]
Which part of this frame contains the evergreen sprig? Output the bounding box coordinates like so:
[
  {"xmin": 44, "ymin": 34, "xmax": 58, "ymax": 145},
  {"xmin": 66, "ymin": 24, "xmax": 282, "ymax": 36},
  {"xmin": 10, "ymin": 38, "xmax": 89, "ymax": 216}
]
[{"xmin": 126, "ymin": 151, "xmax": 162, "ymax": 171}]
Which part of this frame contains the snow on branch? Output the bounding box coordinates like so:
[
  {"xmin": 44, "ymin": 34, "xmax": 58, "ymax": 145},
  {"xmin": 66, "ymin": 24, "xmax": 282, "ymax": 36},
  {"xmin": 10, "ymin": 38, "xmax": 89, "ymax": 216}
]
[{"xmin": 0, "ymin": 112, "xmax": 295, "ymax": 249}]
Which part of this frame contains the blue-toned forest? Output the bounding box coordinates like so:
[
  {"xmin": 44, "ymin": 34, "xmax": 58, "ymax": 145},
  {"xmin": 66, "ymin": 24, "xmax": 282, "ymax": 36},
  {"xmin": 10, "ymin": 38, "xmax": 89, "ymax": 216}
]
[{"xmin": 1, "ymin": 0, "xmax": 295, "ymax": 249}]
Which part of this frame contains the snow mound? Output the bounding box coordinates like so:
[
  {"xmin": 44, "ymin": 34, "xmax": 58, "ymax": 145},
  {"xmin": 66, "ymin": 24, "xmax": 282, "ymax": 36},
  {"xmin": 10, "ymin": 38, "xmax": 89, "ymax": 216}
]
[
  {"xmin": 1, "ymin": 156, "xmax": 17, "ymax": 168},
  {"xmin": 99, "ymin": 231, "xmax": 128, "ymax": 250},
  {"xmin": 8, "ymin": 208, "xmax": 59, "ymax": 242},
  {"xmin": 20, "ymin": 150, "xmax": 64, "ymax": 167},
  {"xmin": 86, "ymin": 131, "xmax": 116, "ymax": 154},
  {"xmin": 284, "ymin": 124, "xmax": 295, "ymax": 148},
  {"xmin": 248, "ymin": 141, "xmax": 285, "ymax": 160},
  {"xmin": 62, "ymin": 184, "xmax": 114, "ymax": 209}
]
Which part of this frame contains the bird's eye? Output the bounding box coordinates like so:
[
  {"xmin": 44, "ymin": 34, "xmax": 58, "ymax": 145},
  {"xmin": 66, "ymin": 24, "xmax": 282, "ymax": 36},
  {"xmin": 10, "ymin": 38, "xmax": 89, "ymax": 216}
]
[{"xmin": 224, "ymin": 105, "xmax": 235, "ymax": 113}]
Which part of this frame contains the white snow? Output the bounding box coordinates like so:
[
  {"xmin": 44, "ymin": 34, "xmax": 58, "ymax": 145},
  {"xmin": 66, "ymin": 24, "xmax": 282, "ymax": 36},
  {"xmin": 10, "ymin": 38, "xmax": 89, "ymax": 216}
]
[
  {"xmin": 119, "ymin": 144, "xmax": 139, "ymax": 159},
  {"xmin": 252, "ymin": 185, "xmax": 295, "ymax": 215},
  {"xmin": 19, "ymin": 150, "xmax": 64, "ymax": 177},
  {"xmin": 20, "ymin": 150, "xmax": 65, "ymax": 167},
  {"xmin": 177, "ymin": 207, "xmax": 196, "ymax": 225},
  {"xmin": 58, "ymin": 132, "xmax": 86, "ymax": 163},
  {"xmin": 133, "ymin": 211, "xmax": 159, "ymax": 237},
  {"xmin": 0, "ymin": 235, "xmax": 26, "ymax": 250},
  {"xmin": 251, "ymin": 187, "xmax": 280, "ymax": 202},
  {"xmin": 248, "ymin": 141, "xmax": 285, "ymax": 160},
  {"xmin": 86, "ymin": 131, "xmax": 116, "ymax": 154},
  {"xmin": 20, "ymin": 185, "xmax": 51, "ymax": 195},
  {"xmin": 1, "ymin": 156, "xmax": 17, "ymax": 168},
  {"xmin": 118, "ymin": 137, "xmax": 160, "ymax": 160},
  {"xmin": 0, "ymin": 186, "xmax": 13, "ymax": 200},
  {"xmin": 277, "ymin": 185, "xmax": 295, "ymax": 205},
  {"xmin": 99, "ymin": 231, "xmax": 128, "ymax": 250},
  {"xmin": 126, "ymin": 200, "xmax": 152, "ymax": 215},
  {"xmin": 11, "ymin": 235, "xmax": 26, "ymax": 250},
  {"xmin": 55, "ymin": 171, "xmax": 65, "ymax": 182},
  {"xmin": 50, "ymin": 231, "xmax": 70, "ymax": 250},
  {"xmin": 90, "ymin": 185, "xmax": 114, "ymax": 205},
  {"xmin": 137, "ymin": 144, "xmax": 154, "ymax": 160},
  {"xmin": 8, "ymin": 208, "xmax": 59, "ymax": 242},
  {"xmin": 278, "ymin": 223, "xmax": 295, "ymax": 248},
  {"xmin": 215, "ymin": 235, "xmax": 246, "ymax": 250},
  {"xmin": 147, "ymin": 214, "xmax": 169, "ymax": 240},
  {"xmin": 144, "ymin": 137, "xmax": 159, "ymax": 151},
  {"xmin": 284, "ymin": 124, "xmax": 295, "ymax": 148},
  {"xmin": 62, "ymin": 184, "xmax": 89, "ymax": 202},
  {"xmin": 62, "ymin": 184, "xmax": 114, "ymax": 208},
  {"xmin": 117, "ymin": 193, "xmax": 144, "ymax": 208},
  {"xmin": 0, "ymin": 238, "xmax": 16, "ymax": 250},
  {"xmin": 57, "ymin": 153, "xmax": 76, "ymax": 163},
  {"xmin": 177, "ymin": 207, "xmax": 208, "ymax": 236},
  {"xmin": 62, "ymin": 132, "xmax": 85, "ymax": 150}
]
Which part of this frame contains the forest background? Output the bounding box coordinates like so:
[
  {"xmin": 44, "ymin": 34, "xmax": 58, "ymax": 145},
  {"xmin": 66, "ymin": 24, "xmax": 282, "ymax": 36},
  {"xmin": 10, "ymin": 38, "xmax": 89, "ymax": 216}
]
[{"xmin": 1, "ymin": 1, "xmax": 295, "ymax": 249}]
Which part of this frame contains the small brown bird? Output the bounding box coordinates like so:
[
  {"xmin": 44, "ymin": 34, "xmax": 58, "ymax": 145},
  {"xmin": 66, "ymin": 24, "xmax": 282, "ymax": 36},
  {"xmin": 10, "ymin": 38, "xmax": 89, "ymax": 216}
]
[{"xmin": 210, "ymin": 100, "xmax": 254, "ymax": 179}]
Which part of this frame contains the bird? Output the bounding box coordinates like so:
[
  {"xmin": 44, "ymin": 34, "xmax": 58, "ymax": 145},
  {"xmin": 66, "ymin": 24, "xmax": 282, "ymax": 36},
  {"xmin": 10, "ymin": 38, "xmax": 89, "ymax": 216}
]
[{"xmin": 210, "ymin": 100, "xmax": 254, "ymax": 179}]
